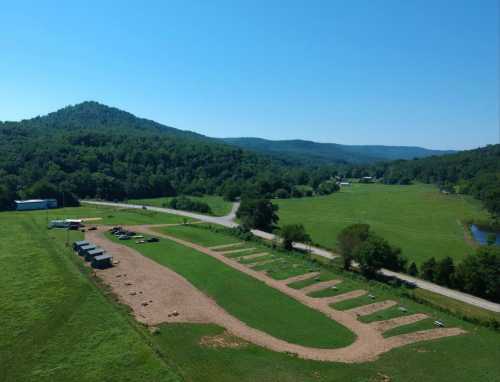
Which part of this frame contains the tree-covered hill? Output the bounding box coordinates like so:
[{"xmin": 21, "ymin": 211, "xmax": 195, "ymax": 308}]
[
  {"xmin": 0, "ymin": 102, "xmax": 337, "ymax": 209},
  {"xmin": 222, "ymin": 137, "xmax": 454, "ymax": 164}
]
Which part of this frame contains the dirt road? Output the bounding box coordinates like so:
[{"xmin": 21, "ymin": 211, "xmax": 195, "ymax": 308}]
[{"xmin": 86, "ymin": 226, "xmax": 465, "ymax": 363}]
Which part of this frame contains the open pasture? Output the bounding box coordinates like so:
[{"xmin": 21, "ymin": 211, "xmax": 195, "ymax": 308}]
[
  {"xmin": 275, "ymin": 183, "xmax": 488, "ymax": 265},
  {"xmin": 128, "ymin": 195, "xmax": 232, "ymax": 216}
]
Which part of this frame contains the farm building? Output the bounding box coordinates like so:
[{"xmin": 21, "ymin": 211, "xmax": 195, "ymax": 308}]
[
  {"xmin": 85, "ymin": 248, "xmax": 105, "ymax": 262},
  {"xmin": 92, "ymin": 254, "xmax": 113, "ymax": 269},
  {"xmin": 15, "ymin": 199, "xmax": 58, "ymax": 211}
]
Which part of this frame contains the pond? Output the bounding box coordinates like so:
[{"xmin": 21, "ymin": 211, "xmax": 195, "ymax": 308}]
[{"xmin": 470, "ymin": 224, "xmax": 500, "ymax": 246}]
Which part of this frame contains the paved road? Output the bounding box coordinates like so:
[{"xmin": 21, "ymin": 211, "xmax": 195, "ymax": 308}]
[{"xmin": 81, "ymin": 200, "xmax": 500, "ymax": 313}]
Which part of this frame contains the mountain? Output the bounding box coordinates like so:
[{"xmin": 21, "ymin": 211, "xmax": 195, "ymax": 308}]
[
  {"xmin": 222, "ymin": 137, "xmax": 455, "ymax": 164},
  {"xmin": 0, "ymin": 102, "xmax": 337, "ymax": 209},
  {"xmin": 13, "ymin": 101, "xmax": 206, "ymax": 140}
]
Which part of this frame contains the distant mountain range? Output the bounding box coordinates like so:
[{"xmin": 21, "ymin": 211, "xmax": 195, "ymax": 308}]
[{"xmin": 222, "ymin": 137, "xmax": 456, "ymax": 164}]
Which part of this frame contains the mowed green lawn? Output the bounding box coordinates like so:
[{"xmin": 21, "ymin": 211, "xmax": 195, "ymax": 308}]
[
  {"xmin": 30, "ymin": 205, "xmax": 190, "ymax": 225},
  {"xmin": 0, "ymin": 210, "xmax": 180, "ymax": 382},
  {"xmin": 111, "ymin": 231, "xmax": 356, "ymax": 349},
  {"xmin": 275, "ymin": 183, "xmax": 488, "ymax": 265},
  {"xmin": 128, "ymin": 195, "xmax": 232, "ymax": 216}
]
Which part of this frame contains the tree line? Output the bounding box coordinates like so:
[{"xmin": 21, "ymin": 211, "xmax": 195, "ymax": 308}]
[{"xmin": 337, "ymin": 223, "xmax": 500, "ymax": 303}]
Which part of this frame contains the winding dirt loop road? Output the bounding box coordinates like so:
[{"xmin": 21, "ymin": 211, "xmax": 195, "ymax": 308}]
[
  {"xmin": 82, "ymin": 200, "xmax": 500, "ymax": 313},
  {"xmin": 86, "ymin": 226, "xmax": 465, "ymax": 363}
]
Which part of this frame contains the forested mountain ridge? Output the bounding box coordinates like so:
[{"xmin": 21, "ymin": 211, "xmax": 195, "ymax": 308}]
[
  {"xmin": 0, "ymin": 102, "xmax": 337, "ymax": 209},
  {"xmin": 222, "ymin": 137, "xmax": 455, "ymax": 164}
]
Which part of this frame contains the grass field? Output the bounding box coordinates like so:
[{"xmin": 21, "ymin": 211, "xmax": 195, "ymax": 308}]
[
  {"xmin": 143, "ymin": 225, "xmax": 500, "ymax": 382},
  {"xmin": 128, "ymin": 195, "xmax": 232, "ymax": 216},
  {"xmin": 3, "ymin": 207, "xmax": 500, "ymax": 382},
  {"xmin": 0, "ymin": 210, "xmax": 180, "ymax": 382},
  {"xmin": 110, "ymin": 228, "xmax": 356, "ymax": 348},
  {"xmin": 275, "ymin": 183, "xmax": 489, "ymax": 265},
  {"xmin": 23, "ymin": 205, "xmax": 190, "ymax": 226}
]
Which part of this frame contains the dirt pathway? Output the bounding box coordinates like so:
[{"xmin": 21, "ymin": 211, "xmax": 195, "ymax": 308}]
[
  {"xmin": 88, "ymin": 226, "xmax": 466, "ymax": 363},
  {"xmin": 370, "ymin": 314, "xmax": 429, "ymax": 333},
  {"xmin": 347, "ymin": 301, "xmax": 398, "ymax": 317},
  {"xmin": 301, "ymin": 279, "xmax": 342, "ymax": 295}
]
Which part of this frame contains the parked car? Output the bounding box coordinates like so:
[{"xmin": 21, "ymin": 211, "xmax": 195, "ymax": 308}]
[
  {"xmin": 147, "ymin": 237, "xmax": 160, "ymax": 243},
  {"xmin": 118, "ymin": 235, "xmax": 130, "ymax": 240}
]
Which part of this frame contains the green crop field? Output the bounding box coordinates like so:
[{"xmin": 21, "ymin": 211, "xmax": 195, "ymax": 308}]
[
  {"xmin": 128, "ymin": 195, "xmax": 233, "ymax": 216},
  {"xmin": 0, "ymin": 210, "xmax": 181, "ymax": 382},
  {"xmin": 275, "ymin": 183, "xmax": 488, "ymax": 265}
]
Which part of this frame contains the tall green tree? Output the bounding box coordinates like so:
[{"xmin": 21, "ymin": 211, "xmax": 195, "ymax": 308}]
[
  {"xmin": 337, "ymin": 224, "xmax": 371, "ymax": 270},
  {"xmin": 454, "ymin": 246, "xmax": 500, "ymax": 302},
  {"xmin": 353, "ymin": 235, "xmax": 406, "ymax": 278},
  {"xmin": 236, "ymin": 198, "xmax": 279, "ymax": 231},
  {"xmin": 420, "ymin": 257, "xmax": 437, "ymax": 281},
  {"xmin": 280, "ymin": 224, "xmax": 311, "ymax": 250},
  {"xmin": 407, "ymin": 262, "xmax": 419, "ymax": 277},
  {"xmin": 434, "ymin": 256, "xmax": 455, "ymax": 287}
]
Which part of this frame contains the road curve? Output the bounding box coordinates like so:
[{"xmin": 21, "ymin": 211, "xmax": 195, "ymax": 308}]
[{"xmin": 81, "ymin": 199, "xmax": 500, "ymax": 313}]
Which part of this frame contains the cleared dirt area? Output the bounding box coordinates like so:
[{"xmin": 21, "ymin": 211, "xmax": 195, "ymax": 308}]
[
  {"xmin": 370, "ymin": 314, "xmax": 429, "ymax": 333},
  {"xmin": 347, "ymin": 301, "xmax": 398, "ymax": 317},
  {"xmin": 87, "ymin": 226, "xmax": 466, "ymax": 363},
  {"xmin": 239, "ymin": 252, "xmax": 269, "ymax": 261},
  {"xmin": 209, "ymin": 242, "xmax": 243, "ymax": 250},
  {"xmin": 301, "ymin": 279, "xmax": 342, "ymax": 294}
]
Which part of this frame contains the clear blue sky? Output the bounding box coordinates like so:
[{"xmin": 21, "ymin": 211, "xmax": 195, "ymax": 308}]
[{"xmin": 0, "ymin": 0, "xmax": 498, "ymax": 150}]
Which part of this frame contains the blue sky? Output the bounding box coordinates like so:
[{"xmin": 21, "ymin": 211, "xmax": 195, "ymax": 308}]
[{"xmin": 0, "ymin": 0, "xmax": 498, "ymax": 150}]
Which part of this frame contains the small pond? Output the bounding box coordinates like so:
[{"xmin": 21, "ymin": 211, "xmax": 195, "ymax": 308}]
[{"xmin": 470, "ymin": 224, "xmax": 500, "ymax": 246}]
